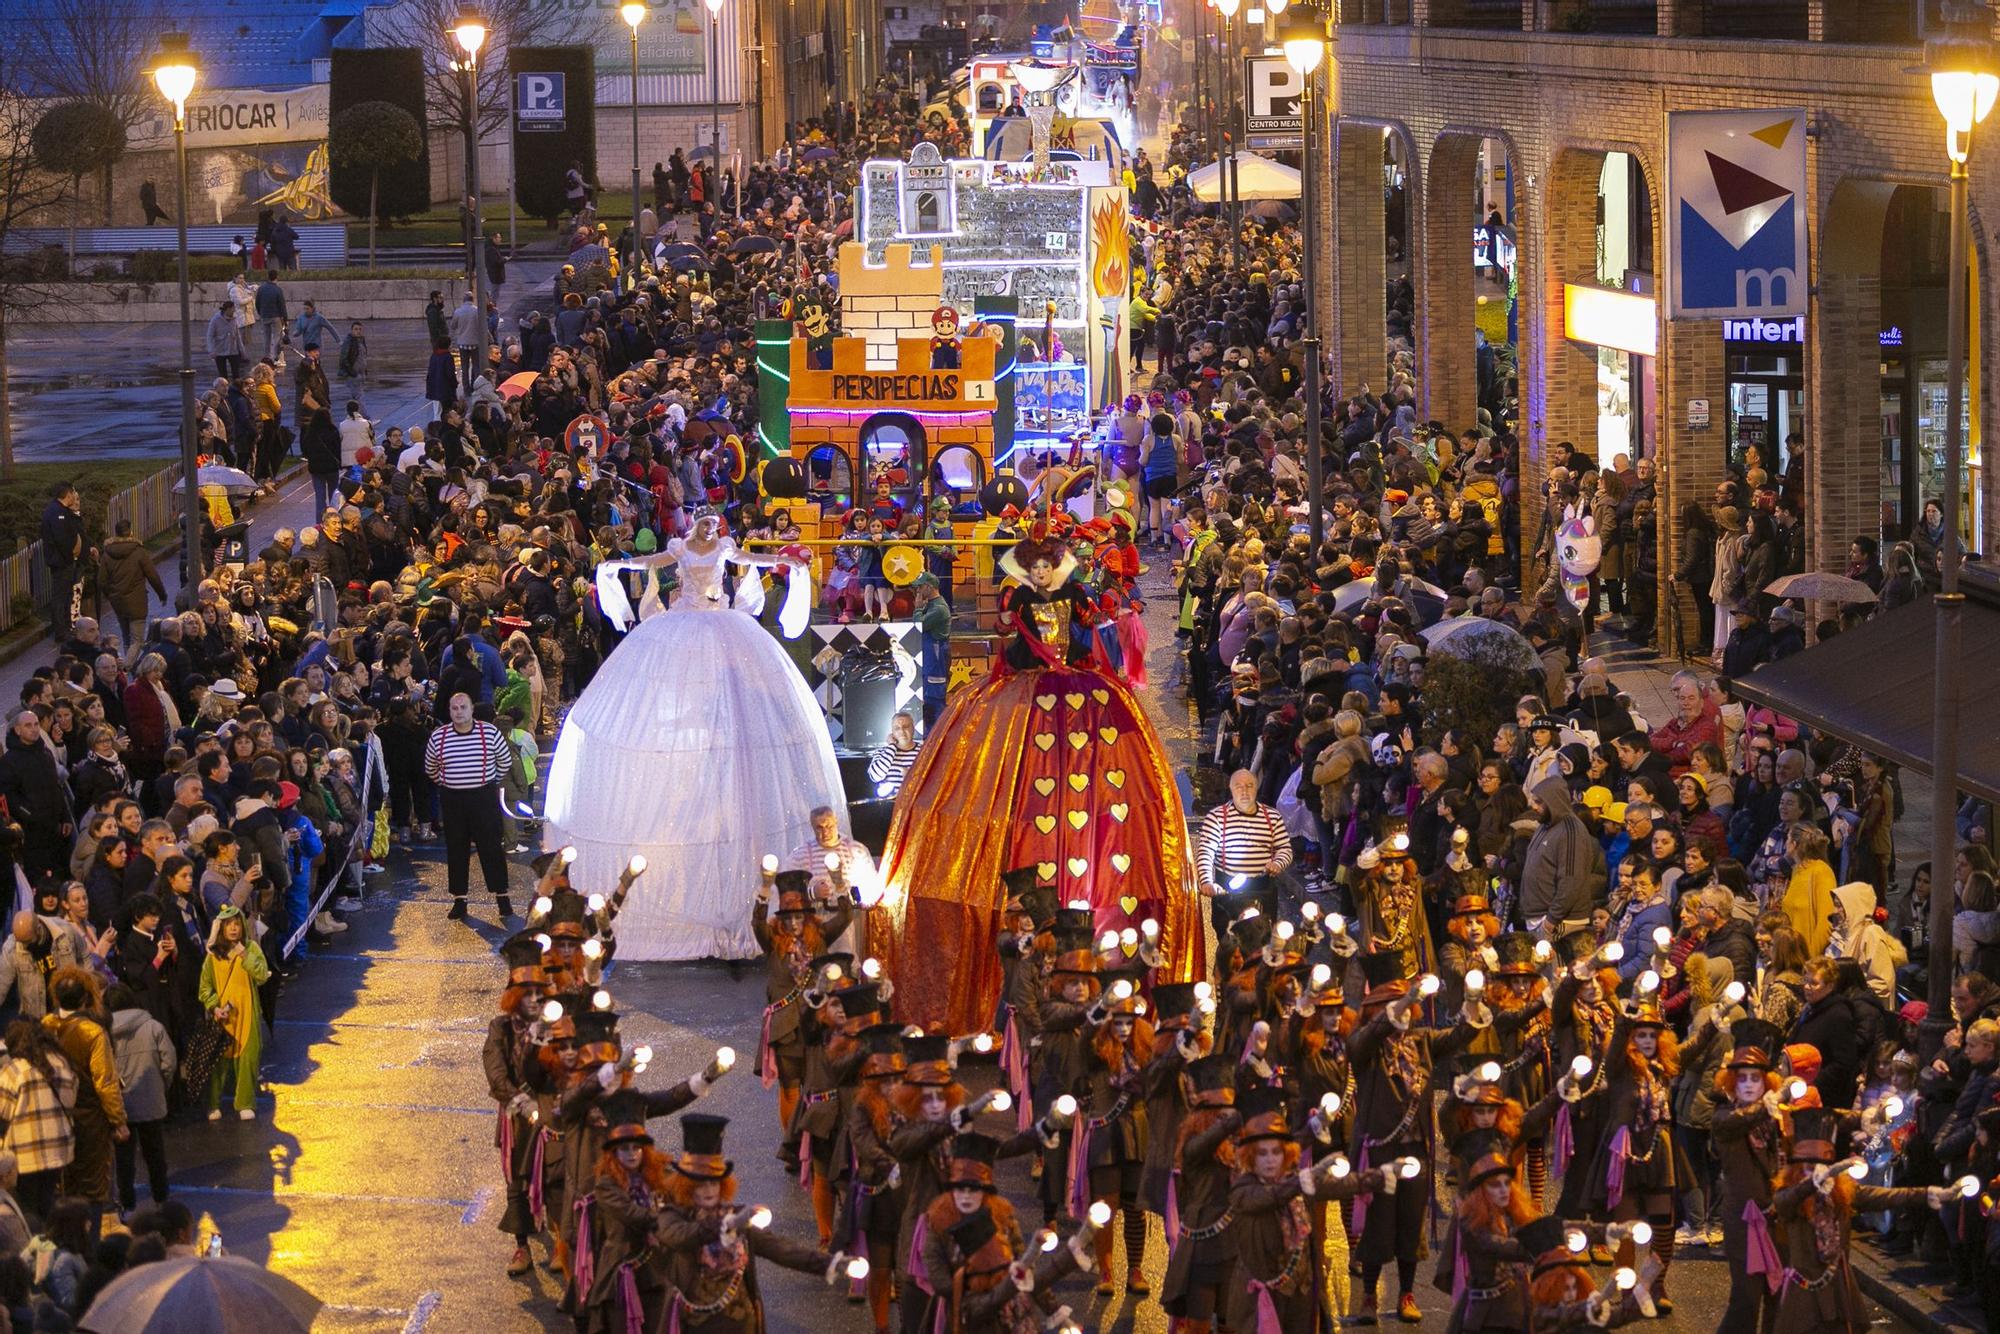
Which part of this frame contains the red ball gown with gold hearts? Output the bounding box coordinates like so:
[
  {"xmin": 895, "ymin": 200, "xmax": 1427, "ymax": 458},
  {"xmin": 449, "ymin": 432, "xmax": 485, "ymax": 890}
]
[{"xmin": 866, "ymin": 543, "xmax": 1203, "ymax": 1034}]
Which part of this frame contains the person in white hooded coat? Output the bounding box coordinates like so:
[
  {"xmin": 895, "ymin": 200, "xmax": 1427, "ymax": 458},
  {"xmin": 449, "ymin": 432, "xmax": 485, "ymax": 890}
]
[{"xmin": 1831, "ymin": 881, "xmax": 1904, "ymax": 1006}]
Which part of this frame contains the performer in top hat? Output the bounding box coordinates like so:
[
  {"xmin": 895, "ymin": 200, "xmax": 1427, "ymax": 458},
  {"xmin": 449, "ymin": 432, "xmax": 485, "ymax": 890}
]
[
  {"xmin": 890, "ymin": 1034, "xmax": 1010, "ymax": 1334},
  {"xmin": 752, "ymin": 870, "xmax": 852, "ymax": 1145},
  {"xmin": 1574, "ymin": 980, "xmax": 1680, "ymax": 1310},
  {"xmin": 1227, "ymin": 1083, "xmax": 1387, "ymax": 1333},
  {"xmin": 916, "ymin": 1130, "xmax": 1087, "ymax": 1334},
  {"xmin": 1444, "ymin": 1149, "xmax": 1541, "ymax": 1331},
  {"xmin": 577, "ymin": 1088, "xmax": 675, "ymax": 1334},
  {"xmin": 655, "ymin": 1113, "xmax": 863, "ymax": 1333},
  {"xmin": 1709, "ymin": 1016, "xmax": 1788, "ymax": 1334},
  {"xmin": 1347, "ymin": 950, "xmax": 1485, "ymax": 1323},
  {"xmin": 1159, "ymin": 1053, "xmax": 1241, "ymax": 1332},
  {"xmin": 1070, "ymin": 965, "xmax": 1154, "ymax": 1296},
  {"xmin": 793, "ymin": 974, "xmax": 879, "ymax": 1248},
  {"xmin": 488, "ymin": 933, "xmax": 552, "ymax": 1278},
  {"xmin": 839, "ymin": 1023, "xmax": 909, "ymax": 1334},
  {"xmin": 1771, "ymin": 1106, "xmax": 1946, "ymax": 1334}
]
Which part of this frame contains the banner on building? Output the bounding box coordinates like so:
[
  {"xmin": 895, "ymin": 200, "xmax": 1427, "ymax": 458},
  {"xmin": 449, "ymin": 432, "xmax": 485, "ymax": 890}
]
[
  {"xmin": 1666, "ymin": 107, "xmax": 1808, "ymax": 320},
  {"xmin": 130, "ymin": 85, "xmax": 329, "ymax": 152}
]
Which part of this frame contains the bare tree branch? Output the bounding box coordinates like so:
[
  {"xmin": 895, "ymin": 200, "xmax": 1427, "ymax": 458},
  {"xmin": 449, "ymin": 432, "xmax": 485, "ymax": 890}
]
[
  {"xmin": 365, "ymin": 0, "xmax": 588, "ymax": 145},
  {"xmin": 0, "ymin": 72, "xmax": 84, "ymax": 479}
]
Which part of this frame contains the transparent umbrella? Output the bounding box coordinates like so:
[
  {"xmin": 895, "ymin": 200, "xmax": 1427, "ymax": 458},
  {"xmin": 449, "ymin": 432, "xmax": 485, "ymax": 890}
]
[{"xmin": 1418, "ymin": 614, "xmax": 1539, "ymax": 673}]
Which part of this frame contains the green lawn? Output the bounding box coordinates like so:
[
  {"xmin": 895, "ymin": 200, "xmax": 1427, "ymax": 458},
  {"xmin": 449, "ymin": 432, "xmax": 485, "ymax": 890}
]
[
  {"xmin": 0, "ymin": 457, "xmax": 175, "ymax": 554},
  {"xmin": 348, "ymin": 197, "xmax": 643, "ymax": 248}
]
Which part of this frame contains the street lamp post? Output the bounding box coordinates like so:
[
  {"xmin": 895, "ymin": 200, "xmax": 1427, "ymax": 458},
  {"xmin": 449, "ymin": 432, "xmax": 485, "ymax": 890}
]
[
  {"xmin": 1283, "ymin": 7, "xmax": 1326, "ymax": 546},
  {"xmin": 1214, "ymin": 0, "xmax": 1240, "ymax": 269},
  {"xmin": 451, "ymin": 9, "xmax": 489, "ymax": 394},
  {"xmin": 705, "ymin": 0, "xmax": 725, "ymax": 174},
  {"xmin": 1923, "ymin": 26, "xmax": 1998, "ymax": 1048},
  {"xmin": 622, "ymin": 2, "xmax": 646, "ymax": 289},
  {"xmin": 150, "ymin": 34, "xmax": 202, "ymax": 588}
]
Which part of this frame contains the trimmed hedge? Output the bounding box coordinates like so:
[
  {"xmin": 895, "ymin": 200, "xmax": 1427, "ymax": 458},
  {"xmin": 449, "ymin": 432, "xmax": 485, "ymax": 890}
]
[
  {"xmin": 510, "ymin": 46, "xmax": 596, "ymax": 225},
  {"xmin": 131, "ymin": 252, "xmax": 241, "ymax": 282},
  {"xmin": 329, "ymin": 50, "xmax": 432, "ymax": 221}
]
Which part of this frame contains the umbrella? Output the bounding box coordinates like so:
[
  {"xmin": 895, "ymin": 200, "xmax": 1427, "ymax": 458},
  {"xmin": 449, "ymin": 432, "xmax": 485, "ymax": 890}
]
[
  {"xmin": 732, "ymin": 235, "xmax": 779, "ymax": 255},
  {"xmin": 172, "ymin": 464, "xmax": 256, "ymax": 495},
  {"xmin": 657, "ymin": 242, "xmax": 705, "ymax": 260},
  {"xmin": 1332, "ymin": 576, "xmax": 1447, "ymax": 615},
  {"xmin": 668, "ymin": 253, "xmax": 711, "ymax": 272},
  {"xmin": 498, "ymin": 371, "xmax": 539, "ymax": 399},
  {"xmin": 802, "ymin": 146, "xmax": 838, "ymax": 162},
  {"xmin": 689, "ymin": 144, "xmax": 720, "ymax": 161},
  {"xmin": 1246, "ymin": 199, "xmax": 1295, "ymax": 221},
  {"xmin": 1764, "ymin": 571, "xmax": 1878, "ymax": 604},
  {"xmin": 80, "ymin": 1255, "xmax": 321, "ymax": 1334},
  {"xmin": 1419, "ymin": 614, "xmax": 1539, "ymax": 673},
  {"xmin": 833, "ymin": 217, "xmax": 854, "ymax": 237}
]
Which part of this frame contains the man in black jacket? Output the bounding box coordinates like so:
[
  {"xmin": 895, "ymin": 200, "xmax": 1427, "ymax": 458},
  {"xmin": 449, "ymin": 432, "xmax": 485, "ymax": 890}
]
[
  {"xmin": 0, "ymin": 710, "xmax": 73, "ymax": 885},
  {"xmin": 38, "ymin": 483, "xmax": 87, "ymax": 640}
]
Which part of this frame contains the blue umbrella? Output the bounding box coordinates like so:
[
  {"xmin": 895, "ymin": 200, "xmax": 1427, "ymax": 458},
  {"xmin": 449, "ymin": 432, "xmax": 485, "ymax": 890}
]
[
  {"xmin": 801, "ymin": 146, "xmax": 838, "ymax": 162},
  {"xmin": 731, "ymin": 234, "xmax": 779, "ymax": 255}
]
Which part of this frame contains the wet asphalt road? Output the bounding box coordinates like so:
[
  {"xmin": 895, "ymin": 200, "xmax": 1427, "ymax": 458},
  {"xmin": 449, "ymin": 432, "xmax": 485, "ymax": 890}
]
[{"xmin": 156, "ymin": 557, "xmax": 1925, "ymax": 1333}]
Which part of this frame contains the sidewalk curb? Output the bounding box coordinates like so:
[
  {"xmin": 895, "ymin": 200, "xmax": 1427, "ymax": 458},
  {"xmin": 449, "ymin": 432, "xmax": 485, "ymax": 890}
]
[{"xmin": 1851, "ymin": 1244, "xmax": 1984, "ymax": 1333}]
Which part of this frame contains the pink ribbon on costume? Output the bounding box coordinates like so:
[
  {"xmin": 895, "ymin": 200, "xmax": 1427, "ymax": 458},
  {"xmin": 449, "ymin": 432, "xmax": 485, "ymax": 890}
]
[
  {"xmin": 1742, "ymin": 1201, "xmax": 1784, "ymax": 1294},
  {"xmin": 1551, "ymin": 1103, "xmax": 1573, "ymax": 1178},
  {"xmin": 907, "ymin": 1214, "xmax": 934, "ymax": 1296},
  {"xmin": 757, "ymin": 1007, "xmax": 780, "ymax": 1089},
  {"xmin": 1246, "ymin": 1277, "xmax": 1284, "ymax": 1333},
  {"xmin": 572, "ymin": 1195, "xmax": 595, "ymax": 1295},
  {"xmin": 999, "ymin": 1012, "xmax": 1031, "ymax": 1132},
  {"xmin": 666, "ymin": 1295, "xmax": 683, "ymax": 1334},
  {"xmin": 1451, "ymin": 1225, "xmax": 1470, "ymax": 1299},
  {"xmin": 1066, "ymin": 1116, "xmax": 1095, "ymax": 1220},
  {"xmin": 1165, "ymin": 1170, "xmax": 1181, "ymax": 1248},
  {"xmin": 798, "ymin": 1133, "xmax": 814, "ymax": 1188},
  {"xmin": 619, "ymin": 1263, "xmax": 645, "ymax": 1334},
  {"xmin": 527, "ymin": 1127, "xmax": 549, "ymax": 1226},
  {"xmin": 1351, "ymin": 1142, "xmax": 1374, "ymax": 1236},
  {"xmin": 497, "ymin": 1105, "xmax": 514, "ymax": 1168},
  {"xmin": 1604, "ymin": 1127, "xmax": 1631, "ymax": 1211}
]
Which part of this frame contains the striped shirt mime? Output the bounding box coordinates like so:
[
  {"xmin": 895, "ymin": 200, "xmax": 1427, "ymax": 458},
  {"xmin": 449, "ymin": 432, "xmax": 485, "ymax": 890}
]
[
  {"xmin": 1195, "ymin": 800, "xmax": 1293, "ymax": 892},
  {"xmin": 866, "ymin": 741, "xmax": 920, "ymax": 796},
  {"xmin": 424, "ymin": 720, "xmax": 509, "ymax": 789}
]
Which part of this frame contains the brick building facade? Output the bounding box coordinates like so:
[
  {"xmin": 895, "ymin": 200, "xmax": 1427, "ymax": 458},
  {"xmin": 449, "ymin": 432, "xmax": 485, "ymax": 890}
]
[{"xmin": 1317, "ymin": 2, "xmax": 1996, "ymax": 640}]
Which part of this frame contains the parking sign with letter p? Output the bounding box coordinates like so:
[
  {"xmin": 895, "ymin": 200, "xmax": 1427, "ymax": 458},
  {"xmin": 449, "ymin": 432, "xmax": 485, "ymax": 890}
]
[{"xmin": 515, "ymin": 72, "xmax": 566, "ymax": 133}]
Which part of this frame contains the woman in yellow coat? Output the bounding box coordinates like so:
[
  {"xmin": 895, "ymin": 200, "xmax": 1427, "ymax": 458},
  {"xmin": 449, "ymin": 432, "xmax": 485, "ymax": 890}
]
[
  {"xmin": 198, "ymin": 906, "xmax": 270, "ymax": 1120},
  {"xmin": 1779, "ymin": 825, "xmax": 1836, "ymax": 957}
]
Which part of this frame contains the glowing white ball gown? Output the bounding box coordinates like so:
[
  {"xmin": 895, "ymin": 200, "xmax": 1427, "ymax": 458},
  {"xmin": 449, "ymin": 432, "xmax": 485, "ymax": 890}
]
[{"xmin": 542, "ymin": 531, "xmax": 846, "ymax": 960}]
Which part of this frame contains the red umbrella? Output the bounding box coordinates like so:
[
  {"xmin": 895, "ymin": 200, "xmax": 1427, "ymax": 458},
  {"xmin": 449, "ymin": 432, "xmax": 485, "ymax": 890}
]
[{"xmin": 499, "ymin": 371, "xmax": 538, "ymax": 399}]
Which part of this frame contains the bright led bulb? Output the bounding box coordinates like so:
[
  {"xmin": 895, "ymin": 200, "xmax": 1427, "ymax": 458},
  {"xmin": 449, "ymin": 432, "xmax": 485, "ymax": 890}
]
[
  {"xmin": 1300, "ymin": 902, "xmax": 1320, "ymax": 922},
  {"xmin": 533, "ymin": 895, "xmax": 554, "ymax": 917},
  {"xmin": 1391, "ymin": 833, "xmax": 1409, "ymax": 851},
  {"xmin": 560, "ymin": 846, "xmax": 577, "ymax": 865},
  {"xmin": 1652, "ymin": 926, "xmax": 1672, "ymax": 948},
  {"xmin": 1311, "ymin": 963, "xmax": 1332, "ymax": 989},
  {"xmin": 824, "ymin": 852, "xmax": 840, "ymax": 872},
  {"xmin": 1884, "ymin": 1095, "xmax": 1905, "ymax": 1119},
  {"xmin": 1533, "ymin": 940, "xmax": 1554, "ymax": 962},
  {"xmin": 1329, "ymin": 1155, "xmax": 1350, "ymax": 1178},
  {"xmin": 1723, "ymin": 981, "xmax": 1746, "ymax": 1004},
  {"xmin": 581, "ymin": 939, "xmax": 604, "ymax": 960},
  {"xmin": 714, "ymin": 1046, "xmax": 736, "ymax": 1071},
  {"xmin": 1417, "ymin": 974, "xmax": 1440, "ymax": 997},
  {"xmin": 1141, "ymin": 918, "xmax": 1159, "ymax": 940},
  {"xmin": 1087, "ymin": 1201, "xmax": 1113, "ymax": 1227},
  {"xmin": 1326, "ymin": 913, "xmax": 1346, "ymax": 934},
  {"xmin": 749, "ymin": 1205, "xmax": 771, "ymax": 1229},
  {"xmin": 1194, "ymin": 982, "xmax": 1213, "ymax": 1002},
  {"xmin": 1054, "ymin": 1094, "xmax": 1078, "ymax": 1118},
  {"xmin": 1038, "ymin": 1229, "xmax": 1059, "ymax": 1252},
  {"xmin": 633, "ymin": 1044, "xmax": 654, "ymax": 1064},
  {"xmin": 991, "ymin": 1090, "xmax": 1012, "ymax": 1112},
  {"xmin": 972, "ymin": 1033, "xmax": 994, "ymax": 1054},
  {"xmin": 592, "ymin": 989, "xmax": 612, "ymax": 1010},
  {"xmin": 761, "ymin": 854, "xmax": 778, "ymax": 874},
  {"xmin": 1464, "ymin": 969, "xmax": 1485, "ymax": 993},
  {"xmin": 1397, "ymin": 1157, "xmax": 1421, "ymax": 1179},
  {"xmin": 1787, "ymin": 1079, "xmax": 1807, "ymax": 1101},
  {"xmin": 541, "ymin": 999, "xmax": 564, "ymax": 1022},
  {"xmin": 1320, "ymin": 1092, "xmax": 1341, "ymax": 1116},
  {"xmin": 533, "ymin": 933, "xmax": 551, "ymax": 951},
  {"xmin": 1637, "ymin": 970, "xmax": 1661, "ymax": 994},
  {"xmin": 1476, "ymin": 1061, "xmax": 1501, "ymax": 1083},
  {"xmin": 1098, "ymin": 930, "xmax": 1119, "ymax": 952},
  {"xmin": 1630, "ymin": 1221, "xmax": 1652, "ymax": 1246},
  {"xmin": 1570, "ymin": 1056, "xmax": 1593, "ymax": 1080},
  {"xmin": 627, "ymin": 855, "xmax": 647, "ymax": 876},
  {"xmin": 1959, "ymin": 1174, "xmax": 1982, "ymax": 1198},
  {"xmin": 1845, "ymin": 1161, "xmax": 1868, "ymax": 1180},
  {"xmin": 1600, "ymin": 942, "xmax": 1624, "ymax": 963},
  {"xmin": 1119, "ymin": 928, "xmax": 1138, "ymax": 947},
  {"xmin": 860, "ymin": 958, "xmax": 882, "ymax": 979},
  {"xmin": 846, "ymin": 1257, "xmax": 869, "ymax": 1280},
  {"xmin": 1615, "ymin": 1267, "xmax": 1636, "ymax": 1291},
  {"xmin": 1111, "ymin": 979, "xmax": 1134, "ymax": 1000},
  {"xmin": 1565, "ymin": 1229, "xmax": 1588, "ymax": 1253},
  {"xmin": 587, "ymin": 894, "xmax": 605, "ymax": 913},
  {"xmin": 1228, "ymin": 874, "xmax": 1248, "ymax": 891},
  {"xmin": 1275, "ymin": 921, "xmax": 1295, "ymax": 941}
]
